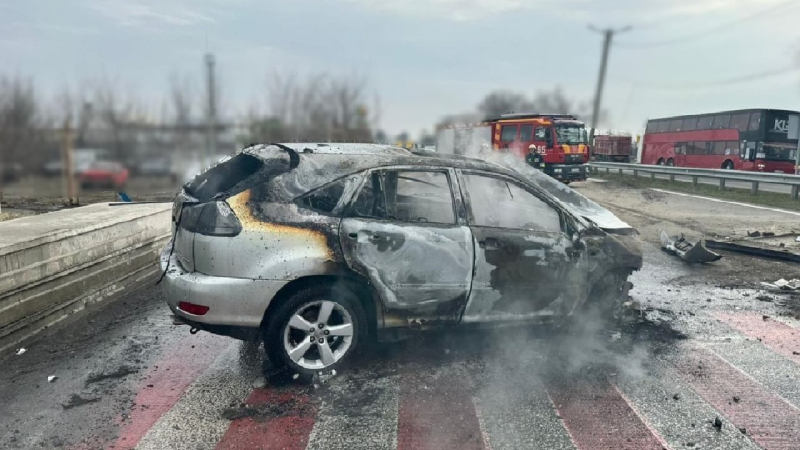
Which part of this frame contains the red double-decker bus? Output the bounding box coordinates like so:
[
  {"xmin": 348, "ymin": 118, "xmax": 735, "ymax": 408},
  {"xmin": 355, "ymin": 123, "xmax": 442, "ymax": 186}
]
[{"xmin": 641, "ymin": 109, "xmax": 799, "ymax": 172}]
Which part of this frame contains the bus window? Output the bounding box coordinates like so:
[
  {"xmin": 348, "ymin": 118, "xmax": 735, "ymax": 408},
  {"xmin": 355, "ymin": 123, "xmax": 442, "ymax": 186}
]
[
  {"xmin": 500, "ymin": 125, "xmax": 518, "ymax": 142},
  {"xmin": 697, "ymin": 116, "xmax": 713, "ymax": 130},
  {"xmin": 748, "ymin": 112, "xmax": 761, "ymax": 131},
  {"xmin": 656, "ymin": 121, "xmax": 669, "ymax": 132},
  {"xmin": 519, "ymin": 124, "xmax": 533, "ymax": 142},
  {"xmin": 668, "ymin": 119, "xmax": 682, "ymax": 132},
  {"xmin": 683, "ymin": 117, "xmax": 698, "ymax": 131},
  {"xmin": 713, "ymin": 114, "xmax": 731, "ymax": 129},
  {"xmin": 725, "ymin": 141, "xmax": 738, "ymax": 156},
  {"xmin": 731, "ymin": 113, "xmax": 750, "ymax": 131},
  {"xmin": 712, "ymin": 141, "xmax": 726, "ymax": 155},
  {"xmin": 675, "ymin": 142, "xmax": 687, "ymax": 154},
  {"xmin": 690, "ymin": 141, "xmax": 708, "ymax": 155},
  {"xmin": 645, "ymin": 121, "xmax": 657, "ymax": 133}
]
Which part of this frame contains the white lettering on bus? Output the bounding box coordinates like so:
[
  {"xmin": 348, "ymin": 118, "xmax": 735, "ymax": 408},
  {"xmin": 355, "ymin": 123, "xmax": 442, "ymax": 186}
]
[{"xmin": 772, "ymin": 119, "xmax": 789, "ymax": 133}]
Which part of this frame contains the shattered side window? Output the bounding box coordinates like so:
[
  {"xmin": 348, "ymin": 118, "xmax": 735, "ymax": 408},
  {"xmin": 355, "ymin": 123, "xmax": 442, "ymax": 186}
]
[
  {"xmin": 384, "ymin": 170, "xmax": 456, "ymax": 224},
  {"xmin": 296, "ymin": 178, "xmax": 347, "ymax": 214},
  {"xmin": 463, "ymin": 173, "xmax": 561, "ymax": 232},
  {"xmin": 349, "ymin": 172, "xmax": 385, "ymax": 219}
]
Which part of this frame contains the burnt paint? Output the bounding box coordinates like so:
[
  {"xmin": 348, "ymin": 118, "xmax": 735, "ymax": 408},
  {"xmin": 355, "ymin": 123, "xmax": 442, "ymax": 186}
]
[
  {"xmin": 462, "ymin": 229, "xmax": 586, "ymax": 322},
  {"xmin": 339, "ymin": 218, "xmax": 474, "ymax": 321}
]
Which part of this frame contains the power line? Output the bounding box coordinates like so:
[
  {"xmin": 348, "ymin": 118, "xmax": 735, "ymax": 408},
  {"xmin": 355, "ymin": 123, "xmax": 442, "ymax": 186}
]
[
  {"xmin": 629, "ymin": 65, "xmax": 800, "ymax": 90},
  {"xmin": 617, "ymin": 0, "xmax": 798, "ymax": 48}
]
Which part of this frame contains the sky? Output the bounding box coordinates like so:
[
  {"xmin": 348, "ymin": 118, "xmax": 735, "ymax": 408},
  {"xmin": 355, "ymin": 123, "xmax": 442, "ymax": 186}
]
[{"xmin": 2, "ymin": 0, "xmax": 799, "ymax": 138}]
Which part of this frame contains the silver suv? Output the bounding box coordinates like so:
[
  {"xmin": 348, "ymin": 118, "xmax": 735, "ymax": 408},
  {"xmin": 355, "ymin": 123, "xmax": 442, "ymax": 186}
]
[{"xmin": 160, "ymin": 143, "xmax": 642, "ymax": 376}]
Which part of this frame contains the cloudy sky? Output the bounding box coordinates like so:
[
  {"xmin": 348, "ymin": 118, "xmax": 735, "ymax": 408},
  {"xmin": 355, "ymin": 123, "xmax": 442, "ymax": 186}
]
[{"xmin": 2, "ymin": 0, "xmax": 799, "ymax": 137}]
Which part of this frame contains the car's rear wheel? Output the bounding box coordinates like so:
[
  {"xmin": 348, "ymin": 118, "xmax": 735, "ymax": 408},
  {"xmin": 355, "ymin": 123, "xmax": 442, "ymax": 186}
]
[
  {"xmin": 586, "ymin": 271, "xmax": 632, "ymax": 326},
  {"xmin": 263, "ymin": 284, "xmax": 366, "ymax": 377}
]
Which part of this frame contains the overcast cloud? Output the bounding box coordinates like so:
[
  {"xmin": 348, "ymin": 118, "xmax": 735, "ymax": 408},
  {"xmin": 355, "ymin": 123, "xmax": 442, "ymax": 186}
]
[{"xmin": 2, "ymin": 0, "xmax": 798, "ymax": 136}]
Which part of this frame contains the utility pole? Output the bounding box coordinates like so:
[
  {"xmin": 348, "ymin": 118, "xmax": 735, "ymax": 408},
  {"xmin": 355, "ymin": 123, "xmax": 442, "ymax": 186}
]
[
  {"xmin": 61, "ymin": 117, "xmax": 78, "ymax": 206},
  {"xmin": 588, "ymin": 25, "xmax": 631, "ymax": 144},
  {"xmin": 205, "ymin": 53, "xmax": 217, "ymax": 169}
]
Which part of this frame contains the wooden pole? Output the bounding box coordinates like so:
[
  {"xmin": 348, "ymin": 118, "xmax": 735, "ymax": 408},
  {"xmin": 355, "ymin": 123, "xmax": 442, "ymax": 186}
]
[{"xmin": 62, "ymin": 119, "xmax": 77, "ymax": 206}]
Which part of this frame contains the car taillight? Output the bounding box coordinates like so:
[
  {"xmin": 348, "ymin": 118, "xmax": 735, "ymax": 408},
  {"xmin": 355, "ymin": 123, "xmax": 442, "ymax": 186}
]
[
  {"xmin": 178, "ymin": 301, "xmax": 210, "ymax": 316},
  {"xmin": 180, "ymin": 201, "xmax": 242, "ymax": 236}
]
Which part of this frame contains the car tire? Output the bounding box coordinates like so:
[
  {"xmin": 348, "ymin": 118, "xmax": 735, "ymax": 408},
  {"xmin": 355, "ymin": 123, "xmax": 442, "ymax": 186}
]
[
  {"xmin": 586, "ymin": 271, "xmax": 632, "ymax": 326},
  {"xmin": 263, "ymin": 283, "xmax": 366, "ymax": 377}
]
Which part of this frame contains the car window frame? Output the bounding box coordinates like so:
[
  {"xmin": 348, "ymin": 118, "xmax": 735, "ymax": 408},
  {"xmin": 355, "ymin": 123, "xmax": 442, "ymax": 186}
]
[
  {"xmin": 343, "ymin": 166, "xmax": 466, "ymax": 226},
  {"xmin": 294, "ymin": 175, "xmax": 358, "ymax": 217},
  {"xmin": 456, "ymin": 169, "xmax": 566, "ymax": 233}
]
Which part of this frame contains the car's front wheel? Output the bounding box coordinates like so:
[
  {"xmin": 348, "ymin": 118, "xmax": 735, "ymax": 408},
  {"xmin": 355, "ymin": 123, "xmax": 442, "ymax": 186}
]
[{"xmin": 263, "ymin": 284, "xmax": 366, "ymax": 377}]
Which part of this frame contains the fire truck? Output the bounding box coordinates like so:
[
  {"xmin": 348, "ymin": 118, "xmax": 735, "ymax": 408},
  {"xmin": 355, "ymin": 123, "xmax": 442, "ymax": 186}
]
[{"xmin": 436, "ymin": 113, "xmax": 590, "ymax": 182}]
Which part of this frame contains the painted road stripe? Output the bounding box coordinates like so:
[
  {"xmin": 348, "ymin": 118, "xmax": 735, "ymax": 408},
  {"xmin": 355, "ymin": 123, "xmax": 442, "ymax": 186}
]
[
  {"xmin": 613, "ymin": 362, "xmax": 760, "ymax": 450},
  {"xmin": 109, "ymin": 333, "xmax": 231, "ymax": 450},
  {"xmin": 702, "ymin": 338, "xmax": 800, "ymax": 410},
  {"xmin": 676, "ymin": 346, "xmax": 800, "ymax": 450},
  {"xmin": 215, "ymin": 387, "xmax": 316, "ymax": 450},
  {"xmin": 397, "ymin": 372, "xmax": 485, "ymax": 450},
  {"xmin": 305, "ymin": 374, "xmax": 399, "ymax": 450},
  {"xmin": 715, "ymin": 312, "xmax": 800, "ymax": 364},
  {"xmin": 473, "ymin": 378, "xmax": 573, "ymax": 450},
  {"xmin": 546, "ymin": 376, "xmax": 666, "ymax": 450},
  {"xmin": 649, "ymin": 189, "xmax": 800, "ymax": 217},
  {"xmin": 134, "ymin": 341, "xmax": 256, "ymax": 450}
]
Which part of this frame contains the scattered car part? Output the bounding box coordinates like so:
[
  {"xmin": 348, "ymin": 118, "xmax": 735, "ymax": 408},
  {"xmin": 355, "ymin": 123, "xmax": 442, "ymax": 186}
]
[
  {"xmin": 660, "ymin": 231, "xmax": 721, "ymax": 263},
  {"xmin": 706, "ymin": 239, "xmax": 800, "ymax": 264},
  {"xmin": 759, "ymin": 278, "xmax": 800, "ymax": 290}
]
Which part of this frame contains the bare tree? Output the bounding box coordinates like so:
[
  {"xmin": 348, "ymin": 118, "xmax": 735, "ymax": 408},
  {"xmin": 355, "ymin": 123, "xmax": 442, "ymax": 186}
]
[
  {"xmin": 92, "ymin": 78, "xmax": 142, "ymax": 160},
  {"xmin": 0, "ymin": 76, "xmax": 46, "ymax": 173}
]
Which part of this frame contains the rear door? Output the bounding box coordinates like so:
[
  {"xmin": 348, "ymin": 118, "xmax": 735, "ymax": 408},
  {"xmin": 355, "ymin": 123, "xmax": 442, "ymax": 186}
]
[
  {"xmin": 340, "ymin": 168, "xmax": 474, "ymax": 321},
  {"xmin": 457, "ymin": 170, "xmax": 587, "ymax": 323}
]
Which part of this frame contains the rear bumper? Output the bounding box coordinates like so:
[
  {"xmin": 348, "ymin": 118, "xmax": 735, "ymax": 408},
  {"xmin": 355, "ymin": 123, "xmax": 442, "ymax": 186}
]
[{"xmin": 159, "ymin": 245, "xmax": 288, "ymax": 329}]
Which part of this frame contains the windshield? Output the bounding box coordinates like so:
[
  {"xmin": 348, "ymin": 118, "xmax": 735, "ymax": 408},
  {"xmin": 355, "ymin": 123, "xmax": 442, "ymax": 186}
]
[
  {"xmin": 762, "ymin": 144, "xmax": 797, "ymax": 161},
  {"xmin": 555, "ymin": 125, "xmax": 588, "ymax": 145}
]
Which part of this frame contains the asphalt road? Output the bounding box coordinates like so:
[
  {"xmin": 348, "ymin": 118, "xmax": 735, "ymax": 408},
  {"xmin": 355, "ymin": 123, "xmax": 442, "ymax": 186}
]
[
  {"xmin": 595, "ymin": 167, "xmax": 794, "ymax": 195},
  {"xmin": 2, "ymin": 183, "xmax": 800, "ymax": 450}
]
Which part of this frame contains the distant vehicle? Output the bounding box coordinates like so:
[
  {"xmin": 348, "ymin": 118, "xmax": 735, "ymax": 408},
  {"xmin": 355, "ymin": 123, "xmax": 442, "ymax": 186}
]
[
  {"xmin": 642, "ymin": 109, "xmax": 799, "ymax": 172},
  {"xmin": 593, "ymin": 135, "xmax": 635, "ymax": 163},
  {"xmin": 79, "ymin": 161, "xmax": 129, "ymax": 189},
  {"xmin": 436, "ymin": 113, "xmax": 590, "ymax": 182},
  {"xmin": 43, "ymin": 148, "xmax": 109, "ymax": 177},
  {"xmin": 138, "ymin": 158, "xmax": 178, "ymax": 182},
  {"xmin": 161, "ymin": 143, "xmax": 641, "ymax": 377}
]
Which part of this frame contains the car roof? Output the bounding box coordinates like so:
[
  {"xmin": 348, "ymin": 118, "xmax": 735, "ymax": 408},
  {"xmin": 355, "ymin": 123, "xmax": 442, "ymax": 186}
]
[{"xmin": 245, "ymin": 142, "xmax": 507, "ymax": 173}]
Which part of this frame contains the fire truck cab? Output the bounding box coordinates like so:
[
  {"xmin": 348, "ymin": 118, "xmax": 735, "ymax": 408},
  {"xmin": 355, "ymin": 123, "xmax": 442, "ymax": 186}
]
[{"xmin": 436, "ymin": 113, "xmax": 590, "ymax": 182}]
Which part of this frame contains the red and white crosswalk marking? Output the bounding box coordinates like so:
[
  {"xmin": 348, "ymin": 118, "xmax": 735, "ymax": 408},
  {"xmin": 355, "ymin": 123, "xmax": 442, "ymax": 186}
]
[{"xmin": 66, "ymin": 310, "xmax": 800, "ymax": 450}]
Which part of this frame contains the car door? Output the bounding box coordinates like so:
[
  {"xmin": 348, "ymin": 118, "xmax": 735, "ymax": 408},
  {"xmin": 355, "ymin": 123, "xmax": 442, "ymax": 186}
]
[
  {"xmin": 457, "ymin": 170, "xmax": 587, "ymax": 323},
  {"xmin": 340, "ymin": 167, "xmax": 474, "ymax": 322}
]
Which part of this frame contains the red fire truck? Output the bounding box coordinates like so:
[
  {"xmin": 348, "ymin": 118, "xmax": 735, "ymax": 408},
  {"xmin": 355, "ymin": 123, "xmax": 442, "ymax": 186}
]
[
  {"xmin": 436, "ymin": 113, "xmax": 590, "ymax": 182},
  {"xmin": 593, "ymin": 134, "xmax": 636, "ymax": 162}
]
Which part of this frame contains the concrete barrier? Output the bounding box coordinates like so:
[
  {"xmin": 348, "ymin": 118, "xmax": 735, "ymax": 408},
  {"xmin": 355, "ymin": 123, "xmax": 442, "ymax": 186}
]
[{"xmin": 0, "ymin": 202, "xmax": 171, "ymax": 353}]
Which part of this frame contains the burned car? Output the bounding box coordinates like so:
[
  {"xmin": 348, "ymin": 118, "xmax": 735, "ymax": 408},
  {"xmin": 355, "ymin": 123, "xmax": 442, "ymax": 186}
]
[{"xmin": 160, "ymin": 143, "xmax": 642, "ymax": 375}]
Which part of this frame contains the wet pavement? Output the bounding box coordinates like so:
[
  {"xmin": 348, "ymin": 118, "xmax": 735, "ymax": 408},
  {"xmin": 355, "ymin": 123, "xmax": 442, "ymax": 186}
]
[{"xmin": 2, "ymin": 184, "xmax": 800, "ymax": 450}]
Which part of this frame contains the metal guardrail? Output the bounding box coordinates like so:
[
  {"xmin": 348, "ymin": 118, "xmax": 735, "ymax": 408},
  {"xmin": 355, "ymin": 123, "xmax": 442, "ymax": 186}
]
[{"xmin": 588, "ymin": 162, "xmax": 800, "ymax": 199}]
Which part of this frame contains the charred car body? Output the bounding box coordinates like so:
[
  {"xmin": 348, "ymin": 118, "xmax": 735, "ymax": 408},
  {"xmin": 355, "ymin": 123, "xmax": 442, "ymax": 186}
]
[{"xmin": 160, "ymin": 143, "xmax": 642, "ymax": 375}]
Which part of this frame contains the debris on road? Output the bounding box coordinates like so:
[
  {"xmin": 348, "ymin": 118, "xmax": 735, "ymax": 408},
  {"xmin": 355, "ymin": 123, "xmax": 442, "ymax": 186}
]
[
  {"xmin": 47, "ymin": 375, "xmax": 58, "ymax": 383},
  {"xmin": 660, "ymin": 231, "xmax": 722, "ymax": 263},
  {"xmin": 15, "ymin": 348, "xmax": 26, "ymax": 356},
  {"xmin": 756, "ymin": 295, "xmax": 773, "ymax": 302},
  {"xmin": 85, "ymin": 365, "xmax": 138, "ymax": 385},
  {"xmin": 713, "ymin": 416, "xmax": 723, "ymax": 431},
  {"xmin": 252, "ymin": 378, "xmax": 266, "ymax": 389},
  {"xmin": 707, "ymin": 239, "xmax": 800, "ymax": 264},
  {"xmin": 759, "ymin": 278, "xmax": 800, "ymax": 291},
  {"xmin": 733, "ymin": 396, "xmax": 740, "ymax": 403},
  {"xmin": 673, "ymin": 393, "xmax": 680, "ymax": 401},
  {"xmin": 62, "ymin": 393, "xmax": 101, "ymax": 410},
  {"xmin": 221, "ymin": 397, "xmax": 312, "ymax": 421}
]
